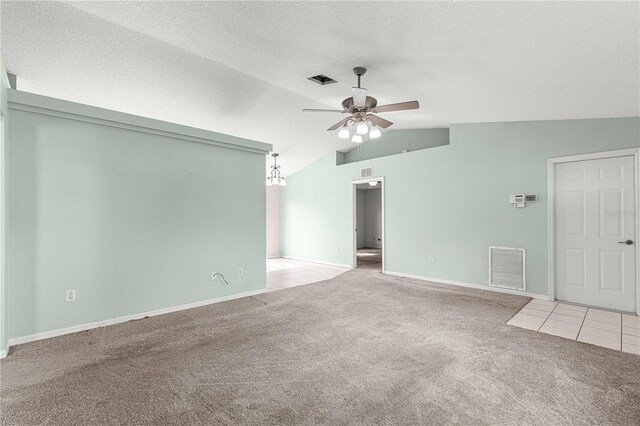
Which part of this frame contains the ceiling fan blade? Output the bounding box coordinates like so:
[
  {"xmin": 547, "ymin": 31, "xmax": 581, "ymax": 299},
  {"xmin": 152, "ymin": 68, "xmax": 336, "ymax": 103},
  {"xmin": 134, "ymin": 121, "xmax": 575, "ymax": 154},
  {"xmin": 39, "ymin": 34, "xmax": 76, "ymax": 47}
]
[
  {"xmin": 367, "ymin": 114, "xmax": 393, "ymax": 129},
  {"xmin": 302, "ymin": 108, "xmax": 346, "ymax": 113},
  {"xmin": 327, "ymin": 117, "xmax": 352, "ymax": 131},
  {"xmin": 372, "ymin": 101, "xmax": 419, "ymax": 113},
  {"xmin": 352, "ymin": 87, "xmax": 368, "ymax": 108}
]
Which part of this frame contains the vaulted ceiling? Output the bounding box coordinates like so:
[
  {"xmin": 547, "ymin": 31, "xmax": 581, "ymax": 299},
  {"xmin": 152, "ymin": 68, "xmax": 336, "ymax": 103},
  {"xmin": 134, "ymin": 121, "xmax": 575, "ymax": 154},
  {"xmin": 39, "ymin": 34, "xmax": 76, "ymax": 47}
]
[{"xmin": 2, "ymin": 1, "xmax": 638, "ymax": 174}]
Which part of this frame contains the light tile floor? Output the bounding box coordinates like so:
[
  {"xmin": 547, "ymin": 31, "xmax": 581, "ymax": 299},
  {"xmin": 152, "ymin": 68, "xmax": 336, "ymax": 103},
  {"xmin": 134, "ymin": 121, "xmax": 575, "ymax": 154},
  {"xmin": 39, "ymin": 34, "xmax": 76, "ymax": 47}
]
[
  {"xmin": 508, "ymin": 299, "xmax": 640, "ymax": 355},
  {"xmin": 267, "ymin": 258, "xmax": 350, "ymax": 291}
]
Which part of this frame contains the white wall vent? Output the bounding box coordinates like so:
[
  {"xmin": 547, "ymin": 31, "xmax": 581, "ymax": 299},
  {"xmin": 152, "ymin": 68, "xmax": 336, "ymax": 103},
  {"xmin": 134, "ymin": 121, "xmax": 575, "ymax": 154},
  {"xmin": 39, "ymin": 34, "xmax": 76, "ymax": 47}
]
[
  {"xmin": 360, "ymin": 167, "xmax": 373, "ymax": 179},
  {"xmin": 489, "ymin": 246, "xmax": 526, "ymax": 291}
]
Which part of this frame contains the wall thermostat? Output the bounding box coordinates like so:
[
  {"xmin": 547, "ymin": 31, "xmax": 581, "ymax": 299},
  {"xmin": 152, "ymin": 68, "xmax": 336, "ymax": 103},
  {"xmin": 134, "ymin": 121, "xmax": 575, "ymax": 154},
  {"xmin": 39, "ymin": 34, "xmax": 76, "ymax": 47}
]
[
  {"xmin": 510, "ymin": 194, "xmax": 526, "ymax": 208},
  {"xmin": 510, "ymin": 194, "xmax": 537, "ymax": 208}
]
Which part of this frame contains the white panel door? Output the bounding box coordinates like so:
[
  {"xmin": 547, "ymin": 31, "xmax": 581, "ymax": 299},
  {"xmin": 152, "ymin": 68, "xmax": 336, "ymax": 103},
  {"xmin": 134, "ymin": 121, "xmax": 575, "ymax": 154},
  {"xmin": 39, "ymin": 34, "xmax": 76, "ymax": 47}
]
[{"xmin": 555, "ymin": 155, "xmax": 636, "ymax": 312}]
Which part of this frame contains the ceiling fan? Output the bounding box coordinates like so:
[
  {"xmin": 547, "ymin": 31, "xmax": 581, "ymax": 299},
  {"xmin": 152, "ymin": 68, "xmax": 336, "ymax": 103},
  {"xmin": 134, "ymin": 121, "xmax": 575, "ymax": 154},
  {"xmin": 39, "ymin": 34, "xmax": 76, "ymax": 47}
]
[{"xmin": 303, "ymin": 67, "xmax": 419, "ymax": 143}]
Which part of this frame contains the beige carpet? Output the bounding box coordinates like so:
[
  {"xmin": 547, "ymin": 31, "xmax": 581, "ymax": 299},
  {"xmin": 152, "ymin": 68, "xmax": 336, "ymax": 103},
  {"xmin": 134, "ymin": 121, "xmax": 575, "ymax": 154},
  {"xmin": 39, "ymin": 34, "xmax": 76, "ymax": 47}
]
[{"xmin": 2, "ymin": 269, "xmax": 640, "ymax": 425}]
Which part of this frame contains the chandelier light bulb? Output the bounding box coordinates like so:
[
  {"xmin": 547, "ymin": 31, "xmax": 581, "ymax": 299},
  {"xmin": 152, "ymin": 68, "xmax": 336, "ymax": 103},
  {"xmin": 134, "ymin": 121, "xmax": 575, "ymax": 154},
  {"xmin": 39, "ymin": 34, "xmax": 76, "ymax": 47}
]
[
  {"xmin": 352, "ymin": 134, "xmax": 363, "ymax": 143},
  {"xmin": 356, "ymin": 121, "xmax": 369, "ymax": 135}
]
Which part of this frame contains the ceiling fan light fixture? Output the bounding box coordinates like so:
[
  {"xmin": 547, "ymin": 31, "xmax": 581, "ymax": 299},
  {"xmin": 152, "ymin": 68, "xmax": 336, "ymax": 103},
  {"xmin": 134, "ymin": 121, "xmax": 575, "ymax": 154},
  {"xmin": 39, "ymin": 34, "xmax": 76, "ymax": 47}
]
[
  {"xmin": 356, "ymin": 121, "xmax": 369, "ymax": 135},
  {"xmin": 352, "ymin": 134, "xmax": 363, "ymax": 143},
  {"xmin": 369, "ymin": 125, "xmax": 381, "ymax": 139},
  {"xmin": 338, "ymin": 125, "xmax": 350, "ymax": 139}
]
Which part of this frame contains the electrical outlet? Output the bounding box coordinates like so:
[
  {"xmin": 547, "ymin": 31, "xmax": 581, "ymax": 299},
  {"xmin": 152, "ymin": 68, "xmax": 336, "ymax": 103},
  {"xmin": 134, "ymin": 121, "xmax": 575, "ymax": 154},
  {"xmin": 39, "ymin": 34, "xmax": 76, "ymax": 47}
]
[
  {"xmin": 429, "ymin": 257, "xmax": 435, "ymax": 264},
  {"xmin": 238, "ymin": 268, "xmax": 244, "ymax": 276},
  {"xmin": 65, "ymin": 289, "xmax": 76, "ymax": 302}
]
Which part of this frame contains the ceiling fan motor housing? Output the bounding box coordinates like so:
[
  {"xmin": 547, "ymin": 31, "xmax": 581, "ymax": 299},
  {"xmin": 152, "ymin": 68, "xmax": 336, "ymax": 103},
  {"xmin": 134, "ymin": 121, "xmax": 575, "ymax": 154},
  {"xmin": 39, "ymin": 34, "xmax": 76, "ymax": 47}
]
[{"xmin": 342, "ymin": 96, "xmax": 378, "ymax": 113}]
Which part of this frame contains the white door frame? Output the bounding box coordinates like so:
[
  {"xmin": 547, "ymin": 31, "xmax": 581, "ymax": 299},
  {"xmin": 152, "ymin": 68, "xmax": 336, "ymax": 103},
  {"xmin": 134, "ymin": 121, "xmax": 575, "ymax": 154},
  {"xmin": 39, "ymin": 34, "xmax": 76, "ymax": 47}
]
[
  {"xmin": 351, "ymin": 177, "xmax": 385, "ymax": 272},
  {"xmin": 547, "ymin": 147, "xmax": 640, "ymax": 314}
]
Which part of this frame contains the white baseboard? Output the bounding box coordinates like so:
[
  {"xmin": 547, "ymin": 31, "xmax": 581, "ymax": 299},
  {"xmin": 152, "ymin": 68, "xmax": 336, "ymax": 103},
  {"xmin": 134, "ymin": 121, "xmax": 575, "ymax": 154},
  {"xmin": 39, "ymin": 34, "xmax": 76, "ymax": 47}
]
[
  {"xmin": 6, "ymin": 288, "xmax": 268, "ymax": 349},
  {"xmin": 280, "ymin": 255, "xmax": 352, "ymax": 269},
  {"xmin": 384, "ymin": 271, "xmax": 550, "ymax": 300},
  {"xmin": 266, "ymin": 255, "xmax": 280, "ymax": 259},
  {"xmin": 0, "ymin": 340, "xmax": 10, "ymax": 359}
]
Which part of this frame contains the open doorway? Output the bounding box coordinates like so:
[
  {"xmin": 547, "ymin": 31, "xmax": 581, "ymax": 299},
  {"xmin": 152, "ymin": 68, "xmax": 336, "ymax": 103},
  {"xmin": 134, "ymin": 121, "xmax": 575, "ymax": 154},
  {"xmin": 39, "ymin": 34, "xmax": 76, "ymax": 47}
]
[{"xmin": 352, "ymin": 178, "xmax": 384, "ymax": 271}]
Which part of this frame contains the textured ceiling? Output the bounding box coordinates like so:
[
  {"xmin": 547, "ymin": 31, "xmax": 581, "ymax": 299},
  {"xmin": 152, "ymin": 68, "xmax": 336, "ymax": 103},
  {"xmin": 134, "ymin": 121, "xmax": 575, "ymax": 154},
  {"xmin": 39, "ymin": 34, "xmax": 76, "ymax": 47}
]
[{"xmin": 1, "ymin": 1, "xmax": 639, "ymax": 174}]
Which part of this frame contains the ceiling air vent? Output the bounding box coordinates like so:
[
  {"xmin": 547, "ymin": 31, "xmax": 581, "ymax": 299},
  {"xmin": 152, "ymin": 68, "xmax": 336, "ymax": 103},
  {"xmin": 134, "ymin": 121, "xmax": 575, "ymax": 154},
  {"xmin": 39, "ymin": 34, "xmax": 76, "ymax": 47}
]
[
  {"xmin": 307, "ymin": 74, "xmax": 337, "ymax": 86},
  {"xmin": 360, "ymin": 167, "xmax": 373, "ymax": 179}
]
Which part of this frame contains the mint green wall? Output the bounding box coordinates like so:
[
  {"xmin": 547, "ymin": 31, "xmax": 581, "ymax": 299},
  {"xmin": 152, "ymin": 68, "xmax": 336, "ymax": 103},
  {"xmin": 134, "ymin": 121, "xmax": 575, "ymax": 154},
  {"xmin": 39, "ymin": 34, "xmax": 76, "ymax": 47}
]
[
  {"xmin": 282, "ymin": 118, "xmax": 640, "ymax": 296},
  {"xmin": 6, "ymin": 91, "xmax": 270, "ymax": 340},
  {"xmin": 341, "ymin": 128, "xmax": 449, "ymax": 164},
  {"xmin": 0, "ymin": 67, "xmax": 9, "ymax": 351}
]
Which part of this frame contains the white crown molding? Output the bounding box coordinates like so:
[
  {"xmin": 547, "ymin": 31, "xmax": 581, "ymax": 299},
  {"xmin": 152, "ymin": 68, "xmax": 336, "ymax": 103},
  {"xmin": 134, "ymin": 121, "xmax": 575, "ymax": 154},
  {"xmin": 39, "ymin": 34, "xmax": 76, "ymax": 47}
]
[{"xmin": 7, "ymin": 89, "xmax": 271, "ymax": 155}]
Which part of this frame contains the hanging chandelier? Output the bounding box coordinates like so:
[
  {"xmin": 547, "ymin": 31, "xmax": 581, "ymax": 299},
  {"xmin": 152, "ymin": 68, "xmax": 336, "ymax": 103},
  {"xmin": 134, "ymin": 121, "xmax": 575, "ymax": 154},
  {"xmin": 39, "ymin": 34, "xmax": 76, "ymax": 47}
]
[{"xmin": 266, "ymin": 153, "xmax": 286, "ymax": 186}]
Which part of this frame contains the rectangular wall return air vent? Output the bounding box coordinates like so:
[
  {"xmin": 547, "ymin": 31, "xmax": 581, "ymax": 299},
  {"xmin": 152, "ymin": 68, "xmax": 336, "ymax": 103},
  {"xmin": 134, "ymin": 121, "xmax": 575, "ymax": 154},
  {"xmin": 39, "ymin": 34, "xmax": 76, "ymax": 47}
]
[
  {"xmin": 489, "ymin": 246, "xmax": 526, "ymax": 291},
  {"xmin": 360, "ymin": 167, "xmax": 373, "ymax": 179},
  {"xmin": 307, "ymin": 75, "xmax": 337, "ymax": 85}
]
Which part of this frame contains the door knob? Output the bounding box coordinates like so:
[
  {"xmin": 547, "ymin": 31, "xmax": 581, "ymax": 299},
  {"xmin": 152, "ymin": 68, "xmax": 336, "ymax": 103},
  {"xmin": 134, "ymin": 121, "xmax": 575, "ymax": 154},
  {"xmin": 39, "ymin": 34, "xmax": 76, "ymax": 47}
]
[{"xmin": 618, "ymin": 240, "xmax": 634, "ymax": 245}]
